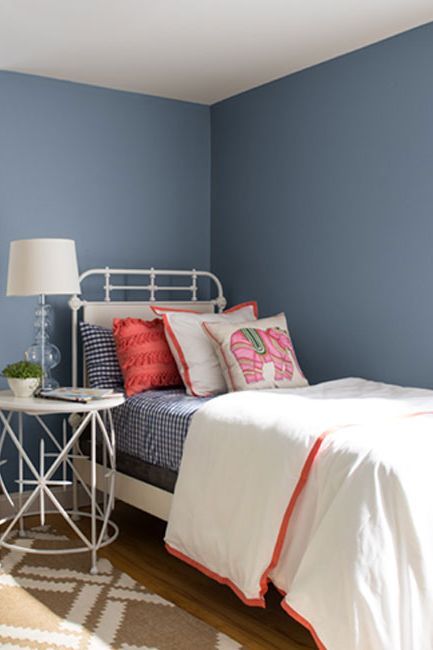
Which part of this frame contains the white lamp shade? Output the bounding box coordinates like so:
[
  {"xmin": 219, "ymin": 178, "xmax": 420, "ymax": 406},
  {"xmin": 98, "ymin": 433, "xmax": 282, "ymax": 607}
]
[{"xmin": 7, "ymin": 238, "xmax": 80, "ymax": 296}]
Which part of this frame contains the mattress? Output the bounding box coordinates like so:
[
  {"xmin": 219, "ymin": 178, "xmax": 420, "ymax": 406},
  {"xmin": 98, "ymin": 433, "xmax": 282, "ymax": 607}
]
[{"xmin": 111, "ymin": 387, "xmax": 210, "ymax": 472}]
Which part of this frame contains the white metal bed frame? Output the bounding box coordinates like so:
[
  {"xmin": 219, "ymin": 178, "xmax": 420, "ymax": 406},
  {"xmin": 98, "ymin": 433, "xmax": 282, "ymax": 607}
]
[{"xmin": 70, "ymin": 267, "xmax": 226, "ymax": 521}]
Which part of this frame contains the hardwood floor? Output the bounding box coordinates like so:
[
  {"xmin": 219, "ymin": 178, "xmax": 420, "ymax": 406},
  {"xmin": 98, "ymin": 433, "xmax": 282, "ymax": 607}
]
[{"xmin": 97, "ymin": 501, "xmax": 316, "ymax": 650}]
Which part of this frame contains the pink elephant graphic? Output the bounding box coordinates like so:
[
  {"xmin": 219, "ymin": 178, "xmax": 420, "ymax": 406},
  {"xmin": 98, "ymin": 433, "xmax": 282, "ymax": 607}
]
[{"xmin": 230, "ymin": 326, "xmax": 295, "ymax": 385}]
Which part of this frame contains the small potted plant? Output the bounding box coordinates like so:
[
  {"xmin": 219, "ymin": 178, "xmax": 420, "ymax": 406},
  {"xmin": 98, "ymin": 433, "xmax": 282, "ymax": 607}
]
[{"xmin": 2, "ymin": 361, "xmax": 43, "ymax": 398}]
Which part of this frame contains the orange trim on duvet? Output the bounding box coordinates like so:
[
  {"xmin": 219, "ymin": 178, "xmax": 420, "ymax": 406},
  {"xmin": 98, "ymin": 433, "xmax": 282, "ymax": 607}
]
[
  {"xmin": 165, "ymin": 543, "xmax": 266, "ymax": 608},
  {"xmin": 282, "ymin": 601, "xmax": 327, "ymax": 650},
  {"xmin": 166, "ymin": 426, "xmax": 333, "ymax": 610},
  {"xmin": 257, "ymin": 429, "xmax": 334, "ymax": 599},
  {"xmin": 165, "ymin": 410, "xmax": 433, "ymax": 650}
]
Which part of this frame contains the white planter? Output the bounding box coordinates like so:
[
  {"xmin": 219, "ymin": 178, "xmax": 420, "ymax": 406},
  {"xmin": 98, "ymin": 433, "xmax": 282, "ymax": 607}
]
[{"xmin": 7, "ymin": 377, "xmax": 40, "ymax": 398}]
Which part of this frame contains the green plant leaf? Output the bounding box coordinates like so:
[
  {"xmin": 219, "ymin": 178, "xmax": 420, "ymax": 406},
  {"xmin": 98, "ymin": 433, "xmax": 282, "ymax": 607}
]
[{"xmin": 2, "ymin": 361, "xmax": 44, "ymax": 379}]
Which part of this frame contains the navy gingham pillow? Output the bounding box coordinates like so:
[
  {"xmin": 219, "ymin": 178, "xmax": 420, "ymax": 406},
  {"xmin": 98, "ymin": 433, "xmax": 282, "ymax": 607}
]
[{"xmin": 79, "ymin": 322, "xmax": 123, "ymax": 389}]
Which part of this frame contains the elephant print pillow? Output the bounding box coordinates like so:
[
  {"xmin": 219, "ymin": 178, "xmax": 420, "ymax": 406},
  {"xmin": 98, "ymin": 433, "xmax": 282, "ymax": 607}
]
[{"xmin": 203, "ymin": 313, "xmax": 308, "ymax": 391}]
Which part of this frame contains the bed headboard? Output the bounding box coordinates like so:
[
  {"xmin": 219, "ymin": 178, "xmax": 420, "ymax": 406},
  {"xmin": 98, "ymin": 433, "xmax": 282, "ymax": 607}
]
[{"xmin": 69, "ymin": 267, "xmax": 226, "ymax": 387}]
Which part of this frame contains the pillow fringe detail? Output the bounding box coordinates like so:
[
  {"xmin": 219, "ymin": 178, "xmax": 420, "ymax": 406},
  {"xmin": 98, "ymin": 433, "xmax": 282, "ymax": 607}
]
[
  {"xmin": 116, "ymin": 331, "xmax": 165, "ymax": 349},
  {"xmin": 122, "ymin": 351, "xmax": 175, "ymax": 369},
  {"xmin": 126, "ymin": 372, "xmax": 181, "ymax": 390}
]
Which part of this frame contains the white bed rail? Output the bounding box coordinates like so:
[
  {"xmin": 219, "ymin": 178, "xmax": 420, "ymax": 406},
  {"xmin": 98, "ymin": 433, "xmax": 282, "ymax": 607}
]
[{"xmin": 69, "ymin": 267, "xmax": 226, "ymax": 387}]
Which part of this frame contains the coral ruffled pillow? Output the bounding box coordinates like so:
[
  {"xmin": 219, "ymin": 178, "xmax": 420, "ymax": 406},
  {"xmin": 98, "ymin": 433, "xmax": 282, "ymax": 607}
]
[{"xmin": 113, "ymin": 317, "xmax": 181, "ymax": 397}]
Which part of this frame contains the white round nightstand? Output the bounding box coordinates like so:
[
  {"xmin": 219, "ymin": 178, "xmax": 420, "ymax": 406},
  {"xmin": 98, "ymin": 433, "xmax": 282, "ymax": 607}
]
[{"xmin": 0, "ymin": 390, "xmax": 125, "ymax": 573}]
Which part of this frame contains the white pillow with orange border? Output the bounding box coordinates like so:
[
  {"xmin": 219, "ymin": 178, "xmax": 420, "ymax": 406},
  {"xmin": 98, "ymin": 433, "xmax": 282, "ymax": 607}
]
[{"xmin": 151, "ymin": 302, "xmax": 257, "ymax": 397}]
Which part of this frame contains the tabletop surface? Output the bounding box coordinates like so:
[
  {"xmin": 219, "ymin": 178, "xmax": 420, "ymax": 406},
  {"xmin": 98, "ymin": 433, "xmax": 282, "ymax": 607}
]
[{"xmin": 0, "ymin": 390, "xmax": 125, "ymax": 414}]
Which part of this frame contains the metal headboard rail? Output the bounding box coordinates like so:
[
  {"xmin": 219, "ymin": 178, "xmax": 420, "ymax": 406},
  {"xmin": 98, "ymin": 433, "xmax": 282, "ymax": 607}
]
[{"xmin": 69, "ymin": 267, "xmax": 227, "ymax": 387}]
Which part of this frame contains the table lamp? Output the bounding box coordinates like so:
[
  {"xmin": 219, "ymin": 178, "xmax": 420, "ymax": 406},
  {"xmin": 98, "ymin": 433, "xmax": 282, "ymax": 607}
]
[{"xmin": 6, "ymin": 238, "xmax": 80, "ymax": 390}]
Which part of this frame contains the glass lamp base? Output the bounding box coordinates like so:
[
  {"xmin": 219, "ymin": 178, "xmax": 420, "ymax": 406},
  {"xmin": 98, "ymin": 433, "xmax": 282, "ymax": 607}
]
[{"xmin": 25, "ymin": 297, "xmax": 61, "ymax": 391}]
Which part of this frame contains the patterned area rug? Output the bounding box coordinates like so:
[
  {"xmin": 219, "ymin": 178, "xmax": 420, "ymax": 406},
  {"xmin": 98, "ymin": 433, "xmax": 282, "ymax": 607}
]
[{"xmin": 0, "ymin": 527, "xmax": 243, "ymax": 650}]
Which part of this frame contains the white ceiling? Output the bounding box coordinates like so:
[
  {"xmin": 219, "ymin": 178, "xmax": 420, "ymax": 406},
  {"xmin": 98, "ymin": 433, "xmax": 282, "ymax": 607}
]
[{"xmin": 1, "ymin": 0, "xmax": 432, "ymax": 105}]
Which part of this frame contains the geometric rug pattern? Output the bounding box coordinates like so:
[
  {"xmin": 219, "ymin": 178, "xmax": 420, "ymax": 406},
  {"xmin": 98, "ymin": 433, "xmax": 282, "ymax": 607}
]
[{"xmin": 0, "ymin": 527, "xmax": 243, "ymax": 650}]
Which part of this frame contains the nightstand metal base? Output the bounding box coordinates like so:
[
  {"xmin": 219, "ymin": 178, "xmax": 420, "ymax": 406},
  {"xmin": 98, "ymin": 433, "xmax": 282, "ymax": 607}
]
[{"xmin": 0, "ymin": 406, "xmax": 118, "ymax": 574}]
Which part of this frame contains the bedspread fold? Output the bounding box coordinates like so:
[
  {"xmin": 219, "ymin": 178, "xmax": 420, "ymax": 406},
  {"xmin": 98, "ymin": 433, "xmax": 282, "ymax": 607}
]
[{"xmin": 165, "ymin": 378, "xmax": 433, "ymax": 650}]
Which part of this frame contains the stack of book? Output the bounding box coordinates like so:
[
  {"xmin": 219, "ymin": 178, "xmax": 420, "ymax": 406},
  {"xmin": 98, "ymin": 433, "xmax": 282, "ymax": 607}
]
[{"xmin": 38, "ymin": 387, "xmax": 124, "ymax": 404}]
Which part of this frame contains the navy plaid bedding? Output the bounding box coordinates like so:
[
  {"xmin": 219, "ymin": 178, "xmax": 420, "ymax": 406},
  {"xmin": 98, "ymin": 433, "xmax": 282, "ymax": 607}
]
[{"xmin": 111, "ymin": 388, "xmax": 211, "ymax": 471}]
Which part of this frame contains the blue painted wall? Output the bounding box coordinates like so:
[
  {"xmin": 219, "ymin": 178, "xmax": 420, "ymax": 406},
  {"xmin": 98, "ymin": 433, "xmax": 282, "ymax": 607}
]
[
  {"xmin": 1, "ymin": 21, "xmax": 433, "ymax": 495},
  {"xmin": 211, "ymin": 22, "xmax": 433, "ymax": 389},
  {"xmin": 0, "ymin": 71, "xmax": 210, "ymax": 489}
]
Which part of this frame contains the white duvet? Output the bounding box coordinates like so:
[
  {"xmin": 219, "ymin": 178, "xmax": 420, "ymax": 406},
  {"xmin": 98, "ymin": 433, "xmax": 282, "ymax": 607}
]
[{"xmin": 165, "ymin": 378, "xmax": 433, "ymax": 650}]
